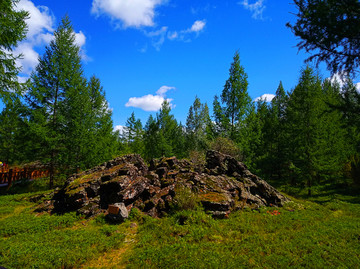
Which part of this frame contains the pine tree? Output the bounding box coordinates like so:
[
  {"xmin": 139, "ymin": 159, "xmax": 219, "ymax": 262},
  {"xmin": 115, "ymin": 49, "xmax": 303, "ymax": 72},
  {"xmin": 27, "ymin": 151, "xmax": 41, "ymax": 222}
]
[{"xmin": 0, "ymin": 0, "xmax": 28, "ymax": 99}]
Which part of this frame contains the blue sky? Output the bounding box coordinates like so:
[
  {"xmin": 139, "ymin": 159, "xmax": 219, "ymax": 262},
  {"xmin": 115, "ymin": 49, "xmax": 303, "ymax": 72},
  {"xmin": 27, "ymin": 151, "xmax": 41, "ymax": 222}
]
[{"xmin": 7, "ymin": 0, "xmax": 336, "ymax": 130}]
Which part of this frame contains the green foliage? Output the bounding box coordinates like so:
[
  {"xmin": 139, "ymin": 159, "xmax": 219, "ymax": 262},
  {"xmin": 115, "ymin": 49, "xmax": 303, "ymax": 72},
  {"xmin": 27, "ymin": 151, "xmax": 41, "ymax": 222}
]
[
  {"xmin": 123, "ymin": 112, "xmax": 145, "ymax": 155},
  {"xmin": 171, "ymin": 185, "xmax": 199, "ymax": 212},
  {"xmin": 287, "ymin": 0, "xmax": 360, "ymax": 76},
  {"xmin": 284, "ymin": 67, "xmax": 347, "ymax": 193},
  {"xmin": 186, "ymin": 96, "xmax": 212, "ymax": 153},
  {"xmin": 0, "ymin": 96, "xmax": 31, "ymax": 164},
  {"xmin": 209, "ymin": 137, "xmax": 241, "ymax": 160},
  {"xmin": 143, "ymin": 101, "xmax": 186, "ymax": 160},
  {"xmin": 25, "ymin": 16, "xmax": 116, "ymax": 185},
  {"xmin": 0, "ymin": 0, "xmax": 29, "ymax": 99},
  {"xmin": 212, "ymin": 51, "xmax": 252, "ymax": 141}
]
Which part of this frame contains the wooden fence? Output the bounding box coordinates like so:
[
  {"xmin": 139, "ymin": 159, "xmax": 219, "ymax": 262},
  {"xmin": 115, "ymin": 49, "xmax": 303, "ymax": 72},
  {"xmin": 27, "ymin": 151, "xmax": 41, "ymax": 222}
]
[{"xmin": 0, "ymin": 166, "xmax": 49, "ymax": 188}]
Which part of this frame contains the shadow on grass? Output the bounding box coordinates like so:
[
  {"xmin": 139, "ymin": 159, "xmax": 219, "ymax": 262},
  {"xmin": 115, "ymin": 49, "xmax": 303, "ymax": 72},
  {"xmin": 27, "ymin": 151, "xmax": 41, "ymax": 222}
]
[{"xmin": 274, "ymin": 181, "xmax": 360, "ymax": 205}]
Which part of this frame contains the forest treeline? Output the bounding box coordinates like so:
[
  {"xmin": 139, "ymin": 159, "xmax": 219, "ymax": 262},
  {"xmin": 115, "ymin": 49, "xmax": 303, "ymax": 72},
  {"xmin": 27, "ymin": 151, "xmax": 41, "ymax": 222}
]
[{"xmin": 1, "ymin": 2, "xmax": 359, "ymax": 192}]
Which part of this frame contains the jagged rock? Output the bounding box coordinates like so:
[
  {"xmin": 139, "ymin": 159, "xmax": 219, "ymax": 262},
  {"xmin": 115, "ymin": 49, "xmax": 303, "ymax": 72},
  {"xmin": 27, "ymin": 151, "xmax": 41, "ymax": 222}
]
[
  {"xmin": 106, "ymin": 202, "xmax": 128, "ymax": 222},
  {"xmin": 48, "ymin": 151, "xmax": 289, "ymax": 218}
]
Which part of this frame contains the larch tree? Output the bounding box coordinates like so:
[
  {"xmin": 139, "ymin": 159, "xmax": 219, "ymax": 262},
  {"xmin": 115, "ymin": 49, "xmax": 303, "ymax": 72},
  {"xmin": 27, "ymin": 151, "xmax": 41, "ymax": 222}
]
[
  {"xmin": 285, "ymin": 66, "xmax": 347, "ymax": 195},
  {"xmin": 125, "ymin": 112, "xmax": 145, "ymax": 155},
  {"xmin": 221, "ymin": 51, "xmax": 251, "ymax": 141},
  {"xmin": 186, "ymin": 96, "xmax": 211, "ymax": 152},
  {"xmin": 27, "ymin": 16, "xmax": 115, "ymax": 186},
  {"xmin": 287, "ymin": 0, "xmax": 360, "ymax": 77},
  {"xmin": 0, "ymin": 0, "xmax": 28, "ymax": 100}
]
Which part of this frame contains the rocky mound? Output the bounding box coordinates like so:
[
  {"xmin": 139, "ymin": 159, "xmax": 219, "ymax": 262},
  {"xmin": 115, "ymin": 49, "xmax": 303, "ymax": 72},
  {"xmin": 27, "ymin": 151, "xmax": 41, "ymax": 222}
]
[{"xmin": 47, "ymin": 151, "xmax": 289, "ymax": 219}]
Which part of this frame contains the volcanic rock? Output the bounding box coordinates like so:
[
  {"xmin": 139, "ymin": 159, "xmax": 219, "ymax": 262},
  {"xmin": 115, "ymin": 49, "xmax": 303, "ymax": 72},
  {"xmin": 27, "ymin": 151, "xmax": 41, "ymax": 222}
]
[{"xmin": 49, "ymin": 151, "xmax": 289, "ymax": 218}]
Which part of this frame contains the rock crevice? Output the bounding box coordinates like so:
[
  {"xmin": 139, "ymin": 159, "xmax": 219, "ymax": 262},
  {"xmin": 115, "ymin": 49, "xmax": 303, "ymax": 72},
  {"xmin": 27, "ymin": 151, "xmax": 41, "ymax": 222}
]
[{"xmin": 48, "ymin": 150, "xmax": 289, "ymax": 218}]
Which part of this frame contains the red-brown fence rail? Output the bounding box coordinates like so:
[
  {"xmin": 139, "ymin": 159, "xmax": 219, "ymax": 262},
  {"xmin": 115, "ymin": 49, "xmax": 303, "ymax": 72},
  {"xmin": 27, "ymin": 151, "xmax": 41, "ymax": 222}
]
[{"xmin": 0, "ymin": 167, "xmax": 49, "ymax": 188}]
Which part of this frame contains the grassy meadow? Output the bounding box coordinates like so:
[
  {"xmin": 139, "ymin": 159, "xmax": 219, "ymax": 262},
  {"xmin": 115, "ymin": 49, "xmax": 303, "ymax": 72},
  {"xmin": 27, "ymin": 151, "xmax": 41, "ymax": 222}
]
[{"xmin": 0, "ymin": 179, "xmax": 359, "ymax": 268}]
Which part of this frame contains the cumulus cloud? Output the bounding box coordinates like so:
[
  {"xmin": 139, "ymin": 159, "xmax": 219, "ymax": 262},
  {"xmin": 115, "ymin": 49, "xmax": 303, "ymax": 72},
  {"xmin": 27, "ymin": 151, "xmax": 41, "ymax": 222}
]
[
  {"xmin": 156, "ymin": 85, "xmax": 175, "ymax": 96},
  {"xmin": 13, "ymin": 0, "xmax": 88, "ymax": 79},
  {"xmin": 16, "ymin": 0, "xmax": 55, "ymax": 39},
  {"xmin": 114, "ymin": 125, "xmax": 126, "ymax": 134},
  {"xmin": 190, "ymin": 20, "xmax": 206, "ymax": 32},
  {"xmin": 125, "ymin": 86, "xmax": 175, "ymax": 111},
  {"xmin": 91, "ymin": 0, "xmax": 165, "ymax": 28},
  {"xmin": 330, "ymin": 73, "xmax": 360, "ymax": 92},
  {"xmin": 13, "ymin": 43, "xmax": 40, "ymax": 75},
  {"xmin": 254, "ymin": 93, "xmax": 275, "ymax": 102},
  {"xmin": 239, "ymin": 0, "xmax": 266, "ymax": 20}
]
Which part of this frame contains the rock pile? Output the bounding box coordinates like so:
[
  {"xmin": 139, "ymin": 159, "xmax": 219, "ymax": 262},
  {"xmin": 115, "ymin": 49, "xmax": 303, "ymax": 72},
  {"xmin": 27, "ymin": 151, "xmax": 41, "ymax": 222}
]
[{"xmin": 47, "ymin": 151, "xmax": 289, "ymax": 219}]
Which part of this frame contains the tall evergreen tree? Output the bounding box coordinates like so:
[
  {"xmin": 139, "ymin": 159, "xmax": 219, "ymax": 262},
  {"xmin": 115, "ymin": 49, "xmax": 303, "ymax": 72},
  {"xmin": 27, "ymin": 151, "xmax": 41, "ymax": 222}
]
[
  {"xmin": 285, "ymin": 67, "xmax": 347, "ymax": 194},
  {"xmin": 186, "ymin": 96, "xmax": 211, "ymax": 152},
  {"xmin": 266, "ymin": 81, "xmax": 289, "ymax": 181},
  {"xmin": 144, "ymin": 114, "xmax": 162, "ymax": 159},
  {"xmin": 0, "ymin": 0, "xmax": 28, "ymax": 99},
  {"xmin": 0, "ymin": 96, "xmax": 30, "ymax": 164},
  {"xmin": 221, "ymin": 51, "xmax": 251, "ymax": 140},
  {"xmin": 124, "ymin": 112, "xmax": 145, "ymax": 155},
  {"xmin": 26, "ymin": 16, "xmax": 115, "ymax": 186}
]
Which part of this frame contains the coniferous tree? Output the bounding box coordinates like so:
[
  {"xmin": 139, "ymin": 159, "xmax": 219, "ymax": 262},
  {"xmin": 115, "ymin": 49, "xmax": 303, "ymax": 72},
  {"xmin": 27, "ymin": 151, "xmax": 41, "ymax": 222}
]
[
  {"xmin": 144, "ymin": 114, "xmax": 162, "ymax": 159},
  {"xmin": 27, "ymin": 16, "xmax": 115, "ymax": 186},
  {"xmin": 78, "ymin": 75, "xmax": 117, "ymax": 169},
  {"xmin": 124, "ymin": 112, "xmax": 145, "ymax": 155},
  {"xmin": 156, "ymin": 101, "xmax": 180, "ymax": 157},
  {"xmin": 285, "ymin": 67, "xmax": 347, "ymax": 194},
  {"xmin": 0, "ymin": 96, "xmax": 30, "ymax": 164},
  {"xmin": 266, "ymin": 81, "xmax": 289, "ymax": 182},
  {"xmin": 212, "ymin": 95, "xmax": 228, "ymax": 137},
  {"xmin": 186, "ymin": 96, "xmax": 212, "ymax": 152},
  {"xmin": 27, "ymin": 16, "xmax": 84, "ymax": 186},
  {"xmin": 221, "ymin": 51, "xmax": 251, "ymax": 141},
  {"xmin": 0, "ymin": 0, "xmax": 28, "ymax": 99}
]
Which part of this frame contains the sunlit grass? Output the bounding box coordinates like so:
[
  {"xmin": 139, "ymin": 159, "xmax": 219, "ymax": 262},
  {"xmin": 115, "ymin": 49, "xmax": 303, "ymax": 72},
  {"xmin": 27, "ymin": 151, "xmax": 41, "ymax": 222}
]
[{"xmin": 0, "ymin": 186, "xmax": 359, "ymax": 268}]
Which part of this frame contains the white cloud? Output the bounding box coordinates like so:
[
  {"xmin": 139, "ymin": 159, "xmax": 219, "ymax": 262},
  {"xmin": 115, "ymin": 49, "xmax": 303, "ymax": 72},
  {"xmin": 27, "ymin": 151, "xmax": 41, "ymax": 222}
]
[
  {"xmin": 254, "ymin": 93, "xmax": 275, "ymax": 102},
  {"xmin": 114, "ymin": 125, "xmax": 126, "ymax": 134},
  {"xmin": 156, "ymin": 85, "xmax": 175, "ymax": 96},
  {"xmin": 330, "ymin": 73, "xmax": 360, "ymax": 93},
  {"xmin": 13, "ymin": 43, "xmax": 40, "ymax": 75},
  {"xmin": 75, "ymin": 31, "xmax": 86, "ymax": 48},
  {"xmin": 125, "ymin": 85, "xmax": 175, "ymax": 111},
  {"xmin": 145, "ymin": 26, "xmax": 168, "ymax": 51},
  {"xmin": 166, "ymin": 20, "xmax": 206, "ymax": 44},
  {"xmin": 167, "ymin": 31, "xmax": 178, "ymax": 40},
  {"xmin": 190, "ymin": 20, "xmax": 206, "ymax": 32},
  {"xmin": 13, "ymin": 0, "xmax": 88, "ymax": 79},
  {"xmin": 91, "ymin": 0, "xmax": 165, "ymax": 28},
  {"xmin": 239, "ymin": 0, "xmax": 266, "ymax": 20},
  {"xmin": 16, "ymin": 0, "xmax": 55, "ymax": 39}
]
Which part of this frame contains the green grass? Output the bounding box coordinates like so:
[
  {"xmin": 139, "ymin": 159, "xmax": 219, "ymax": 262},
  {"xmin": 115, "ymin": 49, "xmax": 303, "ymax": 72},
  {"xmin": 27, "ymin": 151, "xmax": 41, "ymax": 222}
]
[
  {"xmin": 126, "ymin": 199, "xmax": 360, "ymax": 268},
  {"xmin": 0, "ymin": 183, "xmax": 359, "ymax": 268},
  {"xmin": 0, "ymin": 191, "xmax": 128, "ymax": 269}
]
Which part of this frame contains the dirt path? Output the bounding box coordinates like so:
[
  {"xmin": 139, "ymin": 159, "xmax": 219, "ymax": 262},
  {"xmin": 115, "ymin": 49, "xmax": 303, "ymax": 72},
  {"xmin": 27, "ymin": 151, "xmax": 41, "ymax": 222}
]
[{"xmin": 80, "ymin": 223, "xmax": 138, "ymax": 269}]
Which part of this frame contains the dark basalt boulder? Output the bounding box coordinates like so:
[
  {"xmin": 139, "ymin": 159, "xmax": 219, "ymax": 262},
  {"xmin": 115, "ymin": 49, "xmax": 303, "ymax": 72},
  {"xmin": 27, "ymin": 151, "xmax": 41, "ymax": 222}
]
[{"xmin": 45, "ymin": 151, "xmax": 289, "ymax": 218}]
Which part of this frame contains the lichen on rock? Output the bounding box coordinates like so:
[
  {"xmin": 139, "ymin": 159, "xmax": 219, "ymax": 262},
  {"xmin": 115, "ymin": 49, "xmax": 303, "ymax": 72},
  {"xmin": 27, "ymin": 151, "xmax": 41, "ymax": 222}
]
[{"xmin": 46, "ymin": 151, "xmax": 289, "ymax": 218}]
